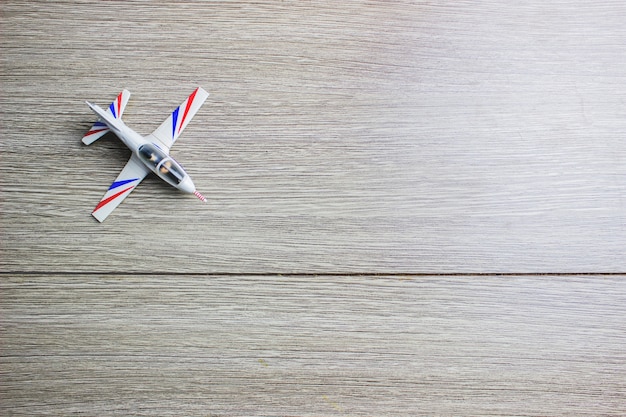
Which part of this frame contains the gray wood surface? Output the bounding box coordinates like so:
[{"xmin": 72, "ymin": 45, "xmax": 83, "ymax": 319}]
[
  {"xmin": 2, "ymin": 274, "xmax": 625, "ymax": 416},
  {"xmin": 2, "ymin": 0, "xmax": 625, "ymax": 273},
  {"xmin": 1, "ymin": 1, "xmax": 625, "ymax": 415}
]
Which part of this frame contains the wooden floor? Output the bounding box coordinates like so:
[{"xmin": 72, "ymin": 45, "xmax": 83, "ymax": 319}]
[{"xmin": 1, "ymin": 1, "xmax": 625, "ymax": 415}]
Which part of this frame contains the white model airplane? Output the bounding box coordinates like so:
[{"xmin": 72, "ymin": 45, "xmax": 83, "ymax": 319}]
[{"xmin": 83, "ymin": 87, "xmax": 209, "ymax": 222}]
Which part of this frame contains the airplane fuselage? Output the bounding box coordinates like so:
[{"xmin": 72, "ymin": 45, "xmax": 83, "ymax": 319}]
[{"xmin": 86, "ymin": 101, "xmax": 196, "ymax": 194}]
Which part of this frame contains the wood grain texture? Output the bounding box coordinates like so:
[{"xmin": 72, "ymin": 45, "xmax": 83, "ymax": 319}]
[
  {"xmin": 2, "ymin": 1, "xmax": 626, "ymax": 416},
  {"xmin": 2, "ymin": 274, "xmax": 625, "ymax": 416},
  {"xmin": 1, "ymin": 0, "xmax": 625, "ymax": 273}
]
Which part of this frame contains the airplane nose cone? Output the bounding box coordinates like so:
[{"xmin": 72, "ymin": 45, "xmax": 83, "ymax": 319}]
[{"xmin": 178, "ymin": 176, "xmax": 196, "ymax": 194}]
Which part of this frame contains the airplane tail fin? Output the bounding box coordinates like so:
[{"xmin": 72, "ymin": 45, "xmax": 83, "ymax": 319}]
[{"xmin": 82, "ymin": 89, "xmax": 131, "ymax": 145}]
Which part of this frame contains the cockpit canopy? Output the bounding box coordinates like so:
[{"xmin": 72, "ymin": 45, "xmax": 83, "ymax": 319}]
[
  {"xmin": 137, "ymin": 143, "xmax": 187, "ymax": 185},
  {"xmin": 138, "ymin": 143, "xmax": 166, "ymax": 168}
]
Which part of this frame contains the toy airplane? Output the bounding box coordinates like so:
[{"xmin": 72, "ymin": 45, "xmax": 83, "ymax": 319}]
[{"xmin": 83, "ymin": 87, "xmax": 209, "ymax": 222}]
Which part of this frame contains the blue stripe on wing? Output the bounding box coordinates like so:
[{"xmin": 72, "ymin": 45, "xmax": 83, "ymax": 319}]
[
  {"xmin": 171, "ymin": 107, "xmax": 180, "ymax": 139},
  {"xmin": 109, "ymin": 178, "xmax": 140, "ymax": 190}
]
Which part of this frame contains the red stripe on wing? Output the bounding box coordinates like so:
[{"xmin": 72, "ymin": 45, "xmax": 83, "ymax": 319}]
[
  {"xmin": 93, "ymin": 185, "xmax": 135, "ymax": 213},
  {"xmin": 178, "ymin": 88, "xmax": 198, "ymax": 134},
  {"xmin": 117, "ymin": 92, "xmax": 122, "ymax": 118}
]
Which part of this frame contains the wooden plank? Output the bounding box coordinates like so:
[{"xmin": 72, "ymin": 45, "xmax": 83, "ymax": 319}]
[
  {"xmin": 0, "ymin": 0, "xmax": 626, "ymax": 272},
  {"xmin": 1, "ymin": 274, "xmax": 625, "ymax": 416},
  {"xmin": 1, "ymin": 1, "xmax": 625, "ymax": 273}
]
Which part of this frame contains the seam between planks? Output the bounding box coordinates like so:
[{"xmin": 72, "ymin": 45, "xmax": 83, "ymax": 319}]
[{"xmin": 1, "ymin": 271, "xmax": 624, "ymax": 277}]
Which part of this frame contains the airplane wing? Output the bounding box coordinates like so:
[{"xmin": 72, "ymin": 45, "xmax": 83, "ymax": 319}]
[
  {"xmin": 82, "ymin": 89, "xmax": 131, "ymax": 145},
  {"xmin": 146, "ymin": 87, "xmax": 209, "ymax": 150},
  {"xmin": 91, "ymin": 154, "xmax": 151, "ymax": 222}
]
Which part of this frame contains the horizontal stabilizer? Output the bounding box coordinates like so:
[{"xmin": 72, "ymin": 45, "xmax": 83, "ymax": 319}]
[{"xmin": 82, "ymin": 89, "xmax": 131, "ymax": 145}]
